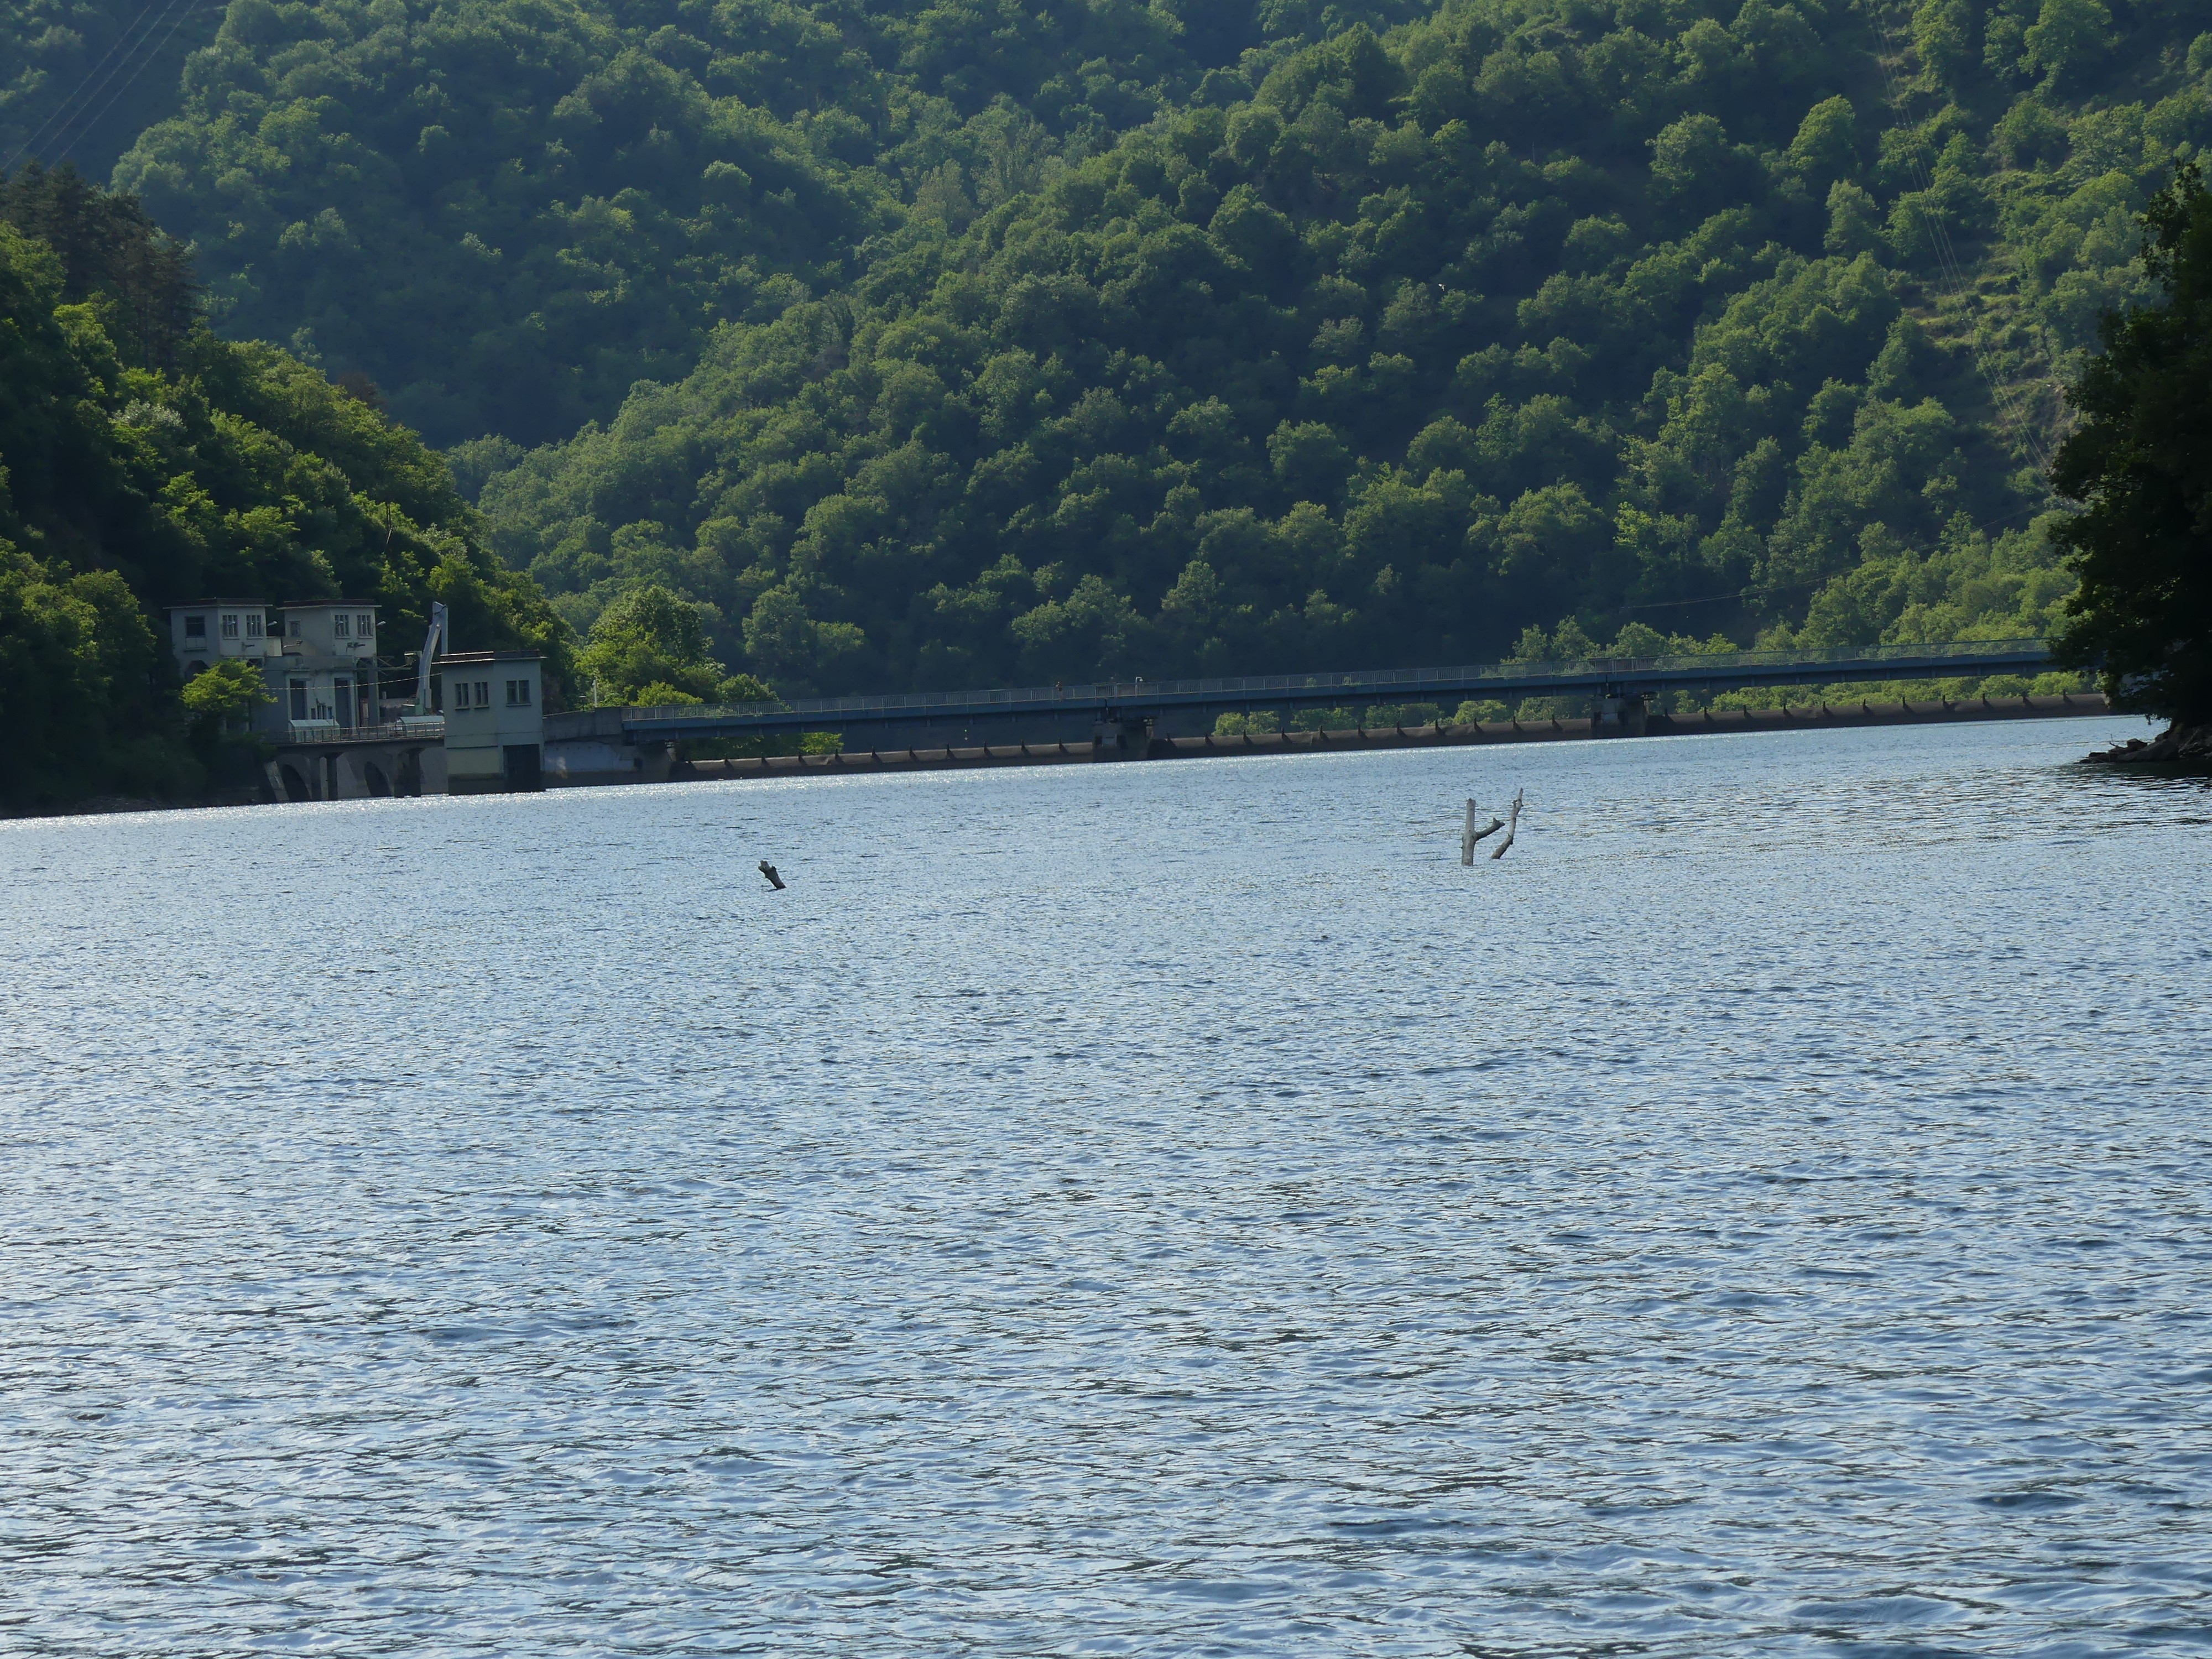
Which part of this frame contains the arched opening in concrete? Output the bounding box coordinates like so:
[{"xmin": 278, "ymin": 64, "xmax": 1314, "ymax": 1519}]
[
  {"xmin": 395, "ymin": 749, "xmax": 423, "ymax": 797},
  {"xmin": 362, "ymin": 760, "xmax": 392, "ymax": 797},
  {"xmin": 278, "ymin": 763, "xmax": 311, "ymax": 803}
]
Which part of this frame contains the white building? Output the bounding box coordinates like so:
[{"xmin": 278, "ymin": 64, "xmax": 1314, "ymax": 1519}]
[
  {"xmin": 436, "ymin": 650, "xmax": 544, "ymax": 792},
  {"xmin": 274, "ymin": 599, "xmax": 382, "ymax": 734},
  {"xmin": 164, "ymin": 601, "xmax": 555, "ymax": 802},
  {"xmin": 165, "ymin": 598, "xmax": 387, "ymax": 737},
  {"xmin": 166, "ymin": 598, "xmax": 281, "ymax": 679}
]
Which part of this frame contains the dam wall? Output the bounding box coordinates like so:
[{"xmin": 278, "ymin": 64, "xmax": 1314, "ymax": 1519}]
[{"xmin": 666, "ymin": 691, "xmax": 2120, "ymax": 782}]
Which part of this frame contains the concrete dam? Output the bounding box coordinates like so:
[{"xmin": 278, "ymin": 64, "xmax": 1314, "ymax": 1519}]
[{"xmin": 541, "ymin": 638, "xmax": 2089, "ymax": 786}]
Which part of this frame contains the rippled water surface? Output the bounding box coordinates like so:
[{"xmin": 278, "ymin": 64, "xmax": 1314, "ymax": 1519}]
[{"xmin": 6, "ymin": 716, "xmax": 2211, "ymax": 1656}]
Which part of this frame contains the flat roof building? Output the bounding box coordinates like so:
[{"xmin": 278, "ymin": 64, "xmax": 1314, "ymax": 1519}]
[
  {"xmin": 436, "ymin": 650, "xmax": 543, "ymax": 792},
  {"xmin": 279, "ymin": 599, "xmax": 380, "ymax": 662}
]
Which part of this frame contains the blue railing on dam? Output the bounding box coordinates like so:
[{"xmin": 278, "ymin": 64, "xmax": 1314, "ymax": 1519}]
[{"xmin": 582, "ymin": 639, "xmax": 2056, "ymax": 740}]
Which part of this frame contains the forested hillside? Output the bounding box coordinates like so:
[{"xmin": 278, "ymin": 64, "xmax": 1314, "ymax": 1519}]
[
  {"xmin": 458, "ymin": 0, "xmax": 2196, "ymax": 690},
  {"xmin": 105, "ymin": 0, "xmax": 1412, "ymax": 445},
  {"xmin": 0, "ymin": 166, "xmax": 557, "ymax": 807},
  {"xmin": 10, "ymin": 0, "xmax": 2203, "ymax": 713}
]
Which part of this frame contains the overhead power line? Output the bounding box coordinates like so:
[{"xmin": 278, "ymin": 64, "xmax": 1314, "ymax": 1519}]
[
  {"xmin": 2, "ymin": 0, "xmax": 163, "ymax": 173},
  {"xmin": 59, "ymin": 0, "xmax": 207, "ymax": 166},
  {"xmin": 2, "ymin": 0, "xmax": 201, "ymax": 175}
]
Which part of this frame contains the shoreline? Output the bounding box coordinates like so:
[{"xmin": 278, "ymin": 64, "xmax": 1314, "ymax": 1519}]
[
  {"xmin": 2084, "ymin": 721, "xmax": 2212, "ymax": 765},
  {"xmin": 679, "ymin": 690, "xmax": 2121, "ymax": 781},
  {"xmin": 6, "ymin": 692, "xmax": 2128, "ymax": 817}
]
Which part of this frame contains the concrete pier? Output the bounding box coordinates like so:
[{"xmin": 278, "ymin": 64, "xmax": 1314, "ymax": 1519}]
[
  {"xmin": 1594, "ymin": 693, "xmax": 1649, "ymax": 737},
  {"xmin": 264, "ymin": 734, "xmax": 444, "ymax": 801},
  {"xmin": 1093, "ymin": 714, "xmax": 1158, "ymax": 759}
]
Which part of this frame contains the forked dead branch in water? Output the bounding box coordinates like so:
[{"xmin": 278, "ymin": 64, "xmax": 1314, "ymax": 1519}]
[{"xmin": 1462, "ymin": 790, "xmax": 1523, "ymax": 862}]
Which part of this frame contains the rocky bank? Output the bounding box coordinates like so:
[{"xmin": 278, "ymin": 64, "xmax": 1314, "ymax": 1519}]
[{"xmin": 2085, "ymin": 723, "xmax": 2212, "ymax": 764}]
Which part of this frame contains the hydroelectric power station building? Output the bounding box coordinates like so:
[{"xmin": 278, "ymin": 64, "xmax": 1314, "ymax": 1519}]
[{"xmin": 164, "ymin": 599, "xmax": 545, "ymax": 800}]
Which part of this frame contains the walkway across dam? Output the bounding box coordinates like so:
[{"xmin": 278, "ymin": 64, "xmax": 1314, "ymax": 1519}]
[
  {"xmin": 665, "ymin": 690, "xmax": 2116, "ymax": 783},
  {"xmin": 560, "ymin": 639, "xmax": 2059, "ymax": 755}
]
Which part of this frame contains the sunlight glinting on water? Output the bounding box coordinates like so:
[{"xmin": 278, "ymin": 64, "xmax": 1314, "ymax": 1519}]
[{"xmin": 3, "ymin": 715, "xmax": 2206, "ymax": 1655}]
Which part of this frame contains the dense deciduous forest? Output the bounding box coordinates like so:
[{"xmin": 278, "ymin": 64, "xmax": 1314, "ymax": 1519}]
[
  {"xmin": 2, "ymin": 0, "xmax": 2205, "ymax": 795},
  {"xmin": 465, "ymin": 0, "xmax": 2191, "ymax": 690},
  {"xmin": 103, "ymin": 0, "xmax": 1406, "ymax": 446},
  {"xmin": 2, "ymin": 0, "xmax": 221, "ymax": 178}
]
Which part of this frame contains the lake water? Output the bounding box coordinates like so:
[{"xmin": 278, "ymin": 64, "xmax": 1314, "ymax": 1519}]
[{"xmin": 5, "ymin": 714, "xmax": 2210, "ymax": 1656}]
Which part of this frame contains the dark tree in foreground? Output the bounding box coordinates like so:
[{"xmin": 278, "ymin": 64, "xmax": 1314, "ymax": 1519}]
[
  {"xmin": 2051, "ymin": 166, "xmax": 2212, "ymax": 726},
  {"xmin": 0, "ymin": 164, "xmax": 199, "ymax": 369}
]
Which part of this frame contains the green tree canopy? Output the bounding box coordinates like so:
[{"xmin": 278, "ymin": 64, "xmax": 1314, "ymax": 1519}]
[
  {"xmin": 0, "ymin": 163, "xmax": 196, "ymax": 364},
  {"xmin": 576, "ymin": 581, "xmax": 769, "ymax": 704},
  {"xmin": 179, "ymin": 657, "xmax": 275, "ymax": 733},
  {"xmin": 102, "ymin": 0, "xmax": 1404, "ymax": 446},
  {"xmin": 30, "ymin": 0, "xmax": 2212, "ymax": 716},
  {"xmin": 1, "ymin": 0, "xmax": 219, "ymax": 179},
  {"xmin": 472, "ymin": 0, "xmax": 2162, "ymax": 691},
  {"xmin": 0, "ymin": 538, "xmax": 167, "ymax": 803}
]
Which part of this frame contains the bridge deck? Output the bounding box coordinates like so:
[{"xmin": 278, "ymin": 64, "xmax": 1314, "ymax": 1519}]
[{"xmin": 581, "ymin": 640, "xmax": 2056, "ymax": 741}]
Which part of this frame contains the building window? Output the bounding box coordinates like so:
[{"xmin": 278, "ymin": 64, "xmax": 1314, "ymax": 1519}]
[
  {"xmin": 288, "ymin": 617, "xmax": 302, "ymax": 637},
  {"xmin": 221, "ymin": 613, "xmax": 239, "ymax": 638},
  {"xmin": 356, "ymin": 613, "xmax": 373, "ymax": 637},
  {"xmin": 289, "ymin": 679, "xmax": 308, "ymax": 720},
  {"xmin": 475, "ymin": 681, "xmax": 490, "ymax": 706},
  {"xmin": 246, "ymin": 614, "xmax": 264, "ymax": 638},
  {"xmin": 452, "ymin": 682, "xmax": 469, "ymax": 710},
  {"xmin": 333, "ymin": 613, "xmax": 349, "ymax": 638},
  {"xmin": 184, "ymin": 615, "xmax": 206, "ymax": 638},
  {"xmin": 519, "ymin": 679, "xmax": 531, "ymax": 705}
]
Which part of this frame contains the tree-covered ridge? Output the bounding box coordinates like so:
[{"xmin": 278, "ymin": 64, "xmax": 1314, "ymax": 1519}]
[
  {"xmin": 472, "ymin": 0, "xmax": 2183, "ymax": 693},
  {"xmin": 105, "ymin": 0, "xmax": 1410, "ymax": 447},
  {"xmin": 0, "ymin": 168, "xmax": 560, "ymax": 807}
]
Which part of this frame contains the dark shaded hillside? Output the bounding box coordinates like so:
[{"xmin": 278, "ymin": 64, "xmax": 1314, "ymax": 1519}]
[
  {"xmin": 471, "ymin": 0, "xmax": 2191, "ymax": 691},
  {"xmin": 3, "ymin": 0, "xmax": 224, "ymax": 180},
  {"xmin": 106, "ymin": 0, "xmax": 1418, "ymax": 445}
]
